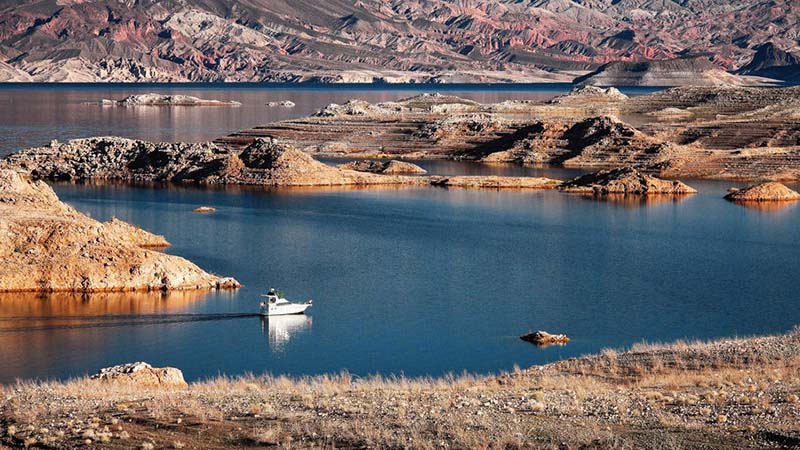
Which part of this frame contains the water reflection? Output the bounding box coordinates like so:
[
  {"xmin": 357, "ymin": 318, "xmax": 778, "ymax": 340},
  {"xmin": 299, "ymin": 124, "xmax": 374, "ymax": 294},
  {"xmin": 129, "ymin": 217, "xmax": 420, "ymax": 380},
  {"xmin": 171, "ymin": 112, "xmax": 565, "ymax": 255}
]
[
  {"xmin": 0, "ymin": 86, "xmax": 576, "ymax": 156},
  {"xmin": 260, "ymin": 315, "xmax": 313, "ymax": 352},
  {"xmin": 728, "ymin": 200, "xmax": 800, "ymax": 213},
  {"xmin": 0, "ymin": 290, "xmax": 212, "ymax": 320},
  {"xmin": 574, "ymin": 193, "xmax": 695, "ymax": 208}
]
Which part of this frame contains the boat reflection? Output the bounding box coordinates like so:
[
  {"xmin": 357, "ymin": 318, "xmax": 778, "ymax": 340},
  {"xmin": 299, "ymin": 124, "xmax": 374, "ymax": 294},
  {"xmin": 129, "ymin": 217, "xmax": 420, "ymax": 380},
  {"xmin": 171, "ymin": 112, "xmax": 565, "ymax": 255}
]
[{"xmin": 260, "ymin": 315, "xmax": 313, "ymax": 352}]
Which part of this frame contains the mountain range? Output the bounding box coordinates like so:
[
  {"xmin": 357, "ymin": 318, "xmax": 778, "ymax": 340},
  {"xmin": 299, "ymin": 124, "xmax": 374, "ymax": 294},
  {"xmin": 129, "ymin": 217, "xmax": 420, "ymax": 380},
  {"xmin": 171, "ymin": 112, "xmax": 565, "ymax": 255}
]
[{"xmin": 0, "ymin": 0, "xmax": 798, "ymax": 82}]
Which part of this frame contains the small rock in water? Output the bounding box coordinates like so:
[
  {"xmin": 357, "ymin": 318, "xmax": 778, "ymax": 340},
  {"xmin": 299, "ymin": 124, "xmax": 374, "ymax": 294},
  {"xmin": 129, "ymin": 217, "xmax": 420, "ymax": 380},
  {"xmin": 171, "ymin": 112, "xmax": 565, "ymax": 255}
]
[
  {"xmin": 266, "ymin": 100, "xmax": 295, "ymax": 107},
  {"xmin": 520, "ymin": 331, "xmax": 570, "ymax": 346},
  {"xmin": 193, "ymin": 206, "xmax": 217, "ymax": 213}
]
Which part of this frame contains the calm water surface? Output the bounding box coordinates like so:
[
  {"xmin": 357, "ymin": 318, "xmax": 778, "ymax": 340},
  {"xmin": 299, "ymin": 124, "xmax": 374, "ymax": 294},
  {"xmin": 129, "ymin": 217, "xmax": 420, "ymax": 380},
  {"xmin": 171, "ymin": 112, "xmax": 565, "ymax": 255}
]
[{"xmin": 0, "ymin": 85, "xmax": 798, "ymax": 383}]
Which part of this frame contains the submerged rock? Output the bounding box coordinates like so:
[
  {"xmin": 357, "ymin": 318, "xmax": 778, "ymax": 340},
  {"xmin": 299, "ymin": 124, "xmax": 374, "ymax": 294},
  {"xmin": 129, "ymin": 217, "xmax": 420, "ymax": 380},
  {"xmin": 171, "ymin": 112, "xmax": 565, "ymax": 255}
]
[
  {"xmin": 520, "ymin": 331, "xmax": 570, "ymax": 346},
  {"xmin": 338, "ymin": 160, "xmax": 427, "ymax": 174},
  {"xmin": 559, "ymin": 167, "xmax": 697, "ymax": 195},
  {"xmin": 98, "ymin": 93, "xmax": 241, "ymax": 107},
  {"xmin": 91, "ymin": 362, "xmax": 187, "ymax": 388},
  {"xmin": 724, "ymin": 182, "xmax": 800, "ymax": 202}
]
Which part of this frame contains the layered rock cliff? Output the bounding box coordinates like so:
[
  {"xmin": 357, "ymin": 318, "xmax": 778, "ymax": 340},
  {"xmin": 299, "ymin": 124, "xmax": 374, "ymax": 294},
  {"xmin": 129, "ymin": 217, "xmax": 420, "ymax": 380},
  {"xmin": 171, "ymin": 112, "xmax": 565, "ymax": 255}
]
[
  {"xmin": 0, "ymin": 0, "xmax": 797, "ymax": 83},
  {"xmin": 0, "ymin": 170, "xmax": 239, "ymax": 292},
  {"xmin": 574, "ymin": 56, "xmax": 746, "ymax": 87}
]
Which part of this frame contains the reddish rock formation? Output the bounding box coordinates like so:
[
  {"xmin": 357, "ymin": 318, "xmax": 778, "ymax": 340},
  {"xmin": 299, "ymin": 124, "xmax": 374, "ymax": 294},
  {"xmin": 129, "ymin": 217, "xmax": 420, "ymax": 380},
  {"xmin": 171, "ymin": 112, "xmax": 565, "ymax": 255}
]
[
  {"xmin": 0, "ymin": 0, "xmax": 795, "ymax": 83},
  {"xmin": 0, "ymin": 169, "xmax": 239, "ymax": 292},
  {"xmin": 724, "ymin": 182, "xmax": 800, "ymax": 202}
]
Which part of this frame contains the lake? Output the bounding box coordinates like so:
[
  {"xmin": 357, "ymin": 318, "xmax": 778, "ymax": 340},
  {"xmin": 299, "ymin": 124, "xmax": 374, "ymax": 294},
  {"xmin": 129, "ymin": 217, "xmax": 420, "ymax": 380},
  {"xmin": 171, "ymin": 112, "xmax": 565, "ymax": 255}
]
[{"xmin": 0, "ymin": 84, "xmax": 798, "ymax": 383}]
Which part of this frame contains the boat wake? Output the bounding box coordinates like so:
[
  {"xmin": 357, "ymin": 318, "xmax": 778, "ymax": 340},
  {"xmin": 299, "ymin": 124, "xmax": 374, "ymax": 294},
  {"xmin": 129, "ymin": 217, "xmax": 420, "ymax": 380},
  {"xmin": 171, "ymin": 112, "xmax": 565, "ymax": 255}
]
[{"xmin": 0, "ymin": 313, "xmax": 261, "ymax": 333}]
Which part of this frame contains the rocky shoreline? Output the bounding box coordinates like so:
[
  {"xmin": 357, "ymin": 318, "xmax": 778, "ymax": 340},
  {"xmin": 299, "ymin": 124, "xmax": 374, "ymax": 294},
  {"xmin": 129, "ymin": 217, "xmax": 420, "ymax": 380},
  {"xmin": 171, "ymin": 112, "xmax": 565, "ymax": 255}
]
[
  {"xmin": 1, "ymin": 329, "xmax": 797, "ymax": 449},
  {"xmin": 0, "ymin": 169, "xmax": 239, "ymax": 293},
  {"xmin": 2, "ymin": 135, "xmax": 704, "ymax": 196}
]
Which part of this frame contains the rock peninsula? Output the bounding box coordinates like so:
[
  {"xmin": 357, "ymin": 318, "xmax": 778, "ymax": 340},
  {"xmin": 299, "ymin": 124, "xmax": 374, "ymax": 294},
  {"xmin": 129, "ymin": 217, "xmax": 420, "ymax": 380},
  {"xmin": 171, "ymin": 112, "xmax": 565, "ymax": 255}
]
[{"xmin": 0, "ymin": 169, "xmax": 239, "ymax": 292}]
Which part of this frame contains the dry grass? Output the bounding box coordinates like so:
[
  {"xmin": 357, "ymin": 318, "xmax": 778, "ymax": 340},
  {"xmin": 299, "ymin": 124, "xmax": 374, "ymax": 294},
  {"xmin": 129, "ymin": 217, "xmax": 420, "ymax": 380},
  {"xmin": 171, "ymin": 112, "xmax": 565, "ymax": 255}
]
[{"xmin": 1, "ymin": 329, "xmax": 799, "ymax": 449}]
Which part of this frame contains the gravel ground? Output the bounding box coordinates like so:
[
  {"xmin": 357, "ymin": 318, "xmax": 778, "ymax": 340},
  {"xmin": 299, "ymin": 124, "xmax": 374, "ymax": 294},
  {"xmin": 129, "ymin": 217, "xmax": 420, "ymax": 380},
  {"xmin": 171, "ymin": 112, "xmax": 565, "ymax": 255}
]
[{"xmin": 1, "ymin": 328, "xmax": 798, "ymax": 449}]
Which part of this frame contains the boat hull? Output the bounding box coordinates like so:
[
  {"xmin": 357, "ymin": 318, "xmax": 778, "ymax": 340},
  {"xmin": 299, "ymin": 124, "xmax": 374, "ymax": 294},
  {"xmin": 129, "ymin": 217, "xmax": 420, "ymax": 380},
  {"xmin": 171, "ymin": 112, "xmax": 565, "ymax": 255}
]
[{"xmin": 259, "ymin": 303, "xmax": 311, "ymax": 316}]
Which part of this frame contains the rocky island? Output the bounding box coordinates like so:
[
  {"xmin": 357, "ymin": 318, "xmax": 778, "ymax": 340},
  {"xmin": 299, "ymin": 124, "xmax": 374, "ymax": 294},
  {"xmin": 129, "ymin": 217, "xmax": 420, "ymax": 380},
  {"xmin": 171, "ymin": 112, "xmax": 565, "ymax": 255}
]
[
  {"xmin": 97, "ymin": 93, "xmax": 241, "ymax": 107},
  {"xmin": 0, "ymin": 169, "xmax": 238, "ymax": 292},
  {"xmin": 559, "ymin": 167, "xmax": 698, "ymax": 195},
  {"xmin": 725, "ymin": 182, "xmax": 800, "ymax": 203}
]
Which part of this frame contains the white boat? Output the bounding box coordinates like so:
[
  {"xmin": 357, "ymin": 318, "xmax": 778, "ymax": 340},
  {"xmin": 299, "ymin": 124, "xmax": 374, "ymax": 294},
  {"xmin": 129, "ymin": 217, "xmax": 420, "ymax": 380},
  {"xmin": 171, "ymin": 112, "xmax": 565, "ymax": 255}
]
[{"xmin": 259, "ymin": 289, "xmax": 312, "ymax": 316}]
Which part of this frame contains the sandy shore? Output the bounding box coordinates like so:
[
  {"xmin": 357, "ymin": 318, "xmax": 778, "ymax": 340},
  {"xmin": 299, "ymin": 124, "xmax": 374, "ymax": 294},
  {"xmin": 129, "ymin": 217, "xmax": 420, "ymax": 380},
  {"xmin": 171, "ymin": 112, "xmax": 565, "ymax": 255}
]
[{"xmin": 1, "ymin": 329, "xmax": 798, "ymax": 449}]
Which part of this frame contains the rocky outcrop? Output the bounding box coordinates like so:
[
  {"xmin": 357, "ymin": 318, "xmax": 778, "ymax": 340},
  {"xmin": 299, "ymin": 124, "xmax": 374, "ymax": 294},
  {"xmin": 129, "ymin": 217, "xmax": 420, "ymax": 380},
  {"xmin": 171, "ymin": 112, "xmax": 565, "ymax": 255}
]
[
  {"xmin": 520, "ymin": 331, "xmax": 571, "ymax": 346},
  {"xmin": 1, "ymin": 137, "xmax": 571, "ymax": 190},
  {"xmin": 1, "ymin": 137, "xmax": 417, "ymax": 187},
  {"xmin": 574, "ymin": 56, "xmax": 744, "ymax": 87},
  {"xmin": 91, "ymin": 362, "xmax": 187, "ymax": 388},
  {"xmin": 558, "ymin": 167, "xmax": 697, "ymax": 195},
  {"xmin": 222, "ymin": 87, "xmax": 800, "ymax": 181},
  {"xmin": 480, "ymin": 116, "xmax": 678, "ymax": 169},
  {"xmin": 103, "ymin": 218, "xmax": 169, "ymax": 248},
  {"xmin": 724, "ymin": 182, "xmax": 800, "ymax": 202},
  {"xmin": 97, "ymin": 94, "xmax": 241, "ymax": 107},
  {"xmin": 548, "ymin": 86, "xmax": 629, "ymax": 105},
  {"xmin": 0, "ymin": 169, "xmax": 239, "ymax": 292},
  {"xmin": 339, "ymin": 160, "xmax": 427, "ymax": 175}
]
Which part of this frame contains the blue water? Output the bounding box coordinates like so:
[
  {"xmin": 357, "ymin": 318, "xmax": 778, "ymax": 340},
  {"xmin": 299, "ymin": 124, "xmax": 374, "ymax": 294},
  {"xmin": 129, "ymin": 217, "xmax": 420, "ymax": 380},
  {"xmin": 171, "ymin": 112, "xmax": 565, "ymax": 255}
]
[
  {"xmin": 0, "ymin": 85, "xmax": 798, "ymax": 383},
  {"xmin": 1, "ymin": 174, "xmax": 798, "ymax": 383},
  {"xmin": 0, "ymin": 83, "xmax": 660, "ymax": 155}
]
